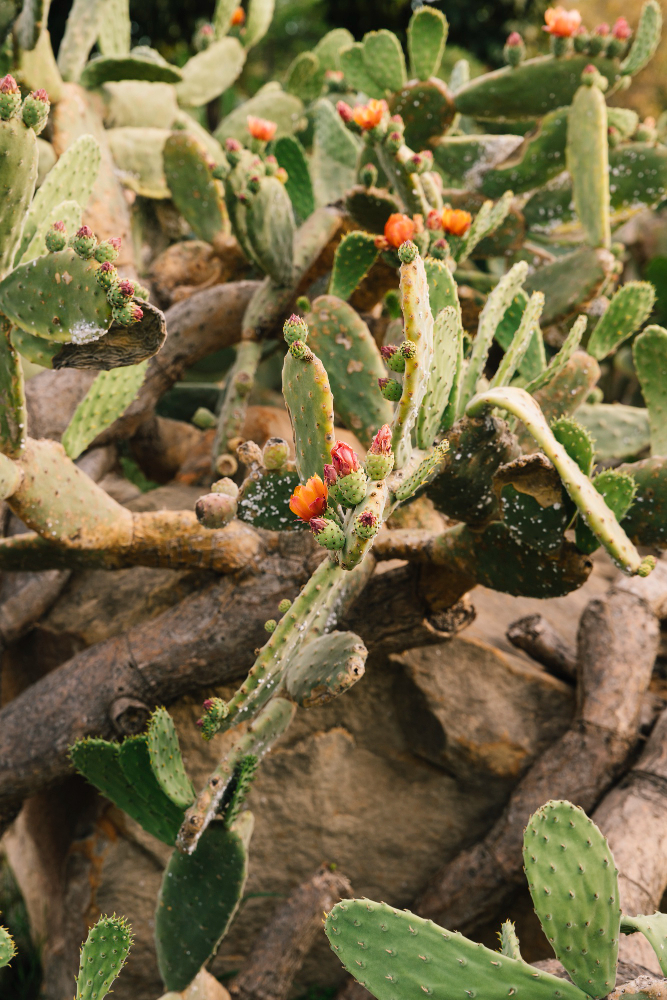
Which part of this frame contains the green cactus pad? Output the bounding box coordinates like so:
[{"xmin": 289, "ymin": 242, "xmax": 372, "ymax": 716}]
[
  {"xmin": 567, "ymin": 81, "xmax": 610, "ymax": 250},
  {"xmin": 491, "ymin": 291, "xmax": 544, "ymax": 389},
  {"xmin": 620, "ymin": 913, "xmax": 667, "ymax": 975},
  {"xmin": 313, "ymin": 27, "xmax": 355, "ymax": 72},
  {"xmin": 416, "ymin": 306, "xmax": 462, "ymax": 449},
  {"xmin": 423, "ymin": 257, "xmax": 459, "ymax": 315},
  {"xmin": 325, "ymin": 898, "xmax": 586, "ymax": 1000},
  {"xmin": 305, "ymin": 295, "xmax": 391, "ymax": 448},
  {"xmin": 10, "ymin": 328, "xmax": 61, "ymax": 368},
  {"xmin": 501, "ymin": 485, "xmax": 570, "ymax": 555},
  {"xmin": 20, "ymin": 199, "xmax": 83, "ymax": 264},
  {"xmin": 97, "ymin": 0, "xmax": 131, "ymax": 56},
  {"xmin": 433, "ymin": 134, "xmax": 523, "ymax": 189},
  {"xmin": 176, "ymin": 37, "xmax": 245, "ymax": 106},
  {"xmin": 107, "ymin": 126, "xmax": 170, "ymax": 198},
  {"xmin": 340, "ymin": 43, "xmax": 384, "ymax": 99},
  {"xmin": 223, "ymin": 148, "xmax": 262, "ymax": 265},
  {"xmin": 244, "ymin": 0, "xmax": 275, "ymax": 47},
  {"xmin": 285, "ymin": 630, "xmax": 367, "ymax": 707},
  {"xmin": 102, "ymin": 80, "xmax": 178, "ymax": 129},
  {"xmin": 618, "ymin": 456, "xmax": 667, "ymax": 545},
  {"xmin": 408, "ymin": 5, "xmax": 447, "ymax": 81},
  {"xmin": 69, "ymin": 738, "xmax": 183, "ymax": 845},
  {"xmin": 156, "ymin": 817, "xmax": 251, "ymax": 992},
  {"xmin": 0, "ymin": 925, "xmax": 15, "ymax": 969},
  {"xmin": 389, "ymin": 78, "xmax": 455, "ymax": 152},
  {"xmin": 0, "ymin": 117, "xmax": 37, "ymax": 280},
  {"xmin": 15, "ymin": 0, "xmax": 49, "ymax": 50},
  {"xmin": 454, "ymin": 190, "xmax": 514, "ymax": 266},
  {"xmin": 51, "ymin": 298, "xmax": 166, "ymax": 370},
  {"xmin": 523, "ymin": 800, "xmax": 620, "ymax": 998},
  {"xmin": 499, "ymin": 920, "xmax": 522, "ymax": 961},
  {"xmin": 163, "ymin": 131, "xmax": 227, "ymax": 243},
  {"xmin": 392, "ymin": 251, "xmax": 434, "ymax": 468},
  {"xmin": 17, "ymin": 133, "xmax": 100, "ymax": 264},
  {"xmin": 621, "ymin": 0, "xmax": 662, "ymax": 76},
  {"xmin": 57, "ymin": 0, "xmax": 106, "ymax": 83},
  {"xmin": 62, "ymin": 361, "xmax": 148, "ymax": 460},
  {"xmin": 237, "ymin": 467, "xmax": 304, "ymax": 531},
  {"xmin": 575, "ymin": 469, "xmax": 637, "ymax": 555},
  {"xmin": 576, "ymin": 403, "xmax": 650, "ymax": 462},
  {"xmin": 588, "ymin": 282, "xmax": 656, "ymax": 360},
  {"xmin": 215, "ymin": 85, "xmax": 303, "ymax": 143},
  {"xmin": 481, "ymin": 110, "xmax": 568, "ymax": 198},
  {"xmin": 75, "ymin": 915, "xmax": 133, "ymax": 1000},
  {"xmin": 362, "ymin": 29, "xmax": 407, "ymax": 95},
  {"xmin": 246, "ymin": 176, "xmax": 295, "ymax": 285},
  {"xmin": 147, "ymin": 707, "xmax": 195, "ymax": 810},
  {"xmin": 282, "ymin": 340, "xmax": 335, "ymax": 482},
  {"xmin": 284, "ymin": 51, "xmax": 323, "ymax": 102},
  {"xmin": 633, "ymin": 325, "xmax": 667, "ymax": 456},
  {"xmin": 0, "ymin": 248, "xmax": 112, "ymax": 343},
  {"xmin": 551, "ymin": 417, "xmax": 595, "ymax": 476},
  {"xmin": 454, "ymin": 55, "xmax": 620, "ymax": 122},
  {"xmin": 80, "ymin": 48, "xmax": 183, "ymax": 88},
  {"xmin": 494, "ymin": 290, "xmax": 546, "ymax": 382},
  {"xmin": 312, "ymin": 98, "xmax": 360, "ymax": 207},
  {"xmin": 524, "ymin": 247, "xmax": 612, "ymax": 326},
  {"xmin": 523, "ymin": 319, "xmax": 589, "ymax": 403},
  {"xmin": 273, "ymin": 135, "xmax": 314, "ymax": 222},
  {"xmin": 221, "ymin": 755, "xmax": 259, "ymax": 828},
  {"xmin": 116, "ymin": 736, "xmax": 184, "ymax": 843},
  {"xmin": 329, "ymin": 232, "xmax": 379, "ymax": 301},
  {"xmin": 345, "ymin": 185, "xmax": 402, "ymax": 234},
  {"xmin": 0, "ymin": 325, "xmax": 26, "ymax": 458}
]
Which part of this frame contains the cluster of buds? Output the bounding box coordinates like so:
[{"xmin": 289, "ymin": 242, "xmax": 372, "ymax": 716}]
[
  {"xmin": 427, "ymin": 206, "xmax": 472, "ymax": 238},
  {"xmin": 196, "ymin": 696, "xmax": 228, "ymax": 740},
  {"xmin": 375, "ymin": 213, "xmax": 421, "ymax": 251},
  {"xmin": 247, "ymin": 115, "xmax": 277, "ymax": 143},
  {"xmin": 0, "ymin": 77, "xmax": 49, "ymax": 132},
  {"xmin": 264, "ymin": 155, "xmax": 288, "ymax": 184},
  {"xmin": 365, "ymin": 424, "xmax": 394, "ymax": 480},
  {"xmin": 337, "ymin": 98, "xmax": 388, "ymax": 134}
]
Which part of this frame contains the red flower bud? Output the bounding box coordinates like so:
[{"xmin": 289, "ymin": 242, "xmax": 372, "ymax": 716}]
[
  {"xmin": 336, "ymin": 101, "xmax": 354, "ymax": 123},
  {"xmin": 76, "ymin": 225, "xmax": 93, "ymax": 238},
  {"xmin": 369, "ymin": 424, "xmax": 392, "ymax": 456},
  {"xmin": 31, "ymin": 89, "xmax": 49, "ymax": 102},
  {"xmin": 612, "ymin": 16, "xmax": 631, "ymax": 39},
  {"xmin": 309, "ymin": 517, "xmax": 328, "ymax": 534},
  {"xmin": 323, "ymin": 463, "xmax": 338, "ymax": 486},
  {"xmin": 331, "ymin": 440, "xmax": 360, "ymax": 477},
  {"xmin": 0, "ymin": 75, "xmax": 18, "ymax": 94},
  {"xmin": 53, "ymin": 220, "xmax": 66, "ymax": 232},
  {"xmin": 381, "ymin": 345, "xmax": 397, "ymax": 359},
  {"xmin": 108, "ymin": 237, "xmax": 122, "ymax": 250},
  {"xmin": 594, "ymin": 22, "xmax": 610, "ymax": 35},
  {"xmin": 506, "ymin": 31, "xmax": 522, "ymax": 45},
  {"xmin": 202, "ymin": 698, "xmax": 214, "ymax": 711}
]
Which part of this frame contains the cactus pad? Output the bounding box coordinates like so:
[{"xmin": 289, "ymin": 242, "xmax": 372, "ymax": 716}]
[
  {"xmin": 0, "ymin": 324, "xmax": 26, "ymax": 458},
  {"xmin": 237, "ymin": 466, "xmax": 304, "ymax": 531},
  {"xmin": 282, "ymin": 345, "xmax": 335, "ymax": 481},
  {"xmin": 621, "ymin": 0, "xmax": 662, "ymax": 76},
  {"xmin": 325, "ymin": 898, "xmax": 585, "ymax": 1000},
  {"xmin": 215, "ymin": 86, "xmax": 303, "ymax": 144},
  {"xmin": 551, "ymin": 417, "xmax": 595, "ymax": 476},
  {"xmin": 163, "ymin": 132, "xmax": 226, "ymax": 244},
  {"xmin": 0, "ymin": 117, "xmax": 37, "ymax": 280},
  {"xmin": 312, "ymin": 98, "xmax": 360, "ymax": 207},
  {"xmin": 246, "ymin": 176, "xmax": 295, "ymax": 285},
  {"xmin": 50, "ymin": 298, "xmax": 166, "ymax": 370},
  {"xmin": 329, "ymin": 233, "xmax": 380, "ymax": 302},
  {"xmin": 285, "ymin": 630, "xmax": 367, "ymax": 707},
  {"xmin": 147, "ymin": 707, "xmax": 195, "ymax": 810},
  {"xmin": 0, "ymin": 925, "xmax": 16, "ymax": 968},
  {"xmin": 567, "ymin": 80, "xmax": 610, "ymax": 250},
  {"xmin": 176, "ymin": 37, "xmax": 246, "ymax": 106},
  {"xmin": 345, "ymin": 185, "xmax": 402, "ymax": 234},
  {"xmin": 620, "ymin": 913, "xmax": 667, "ymax": 975},
  {"xmin": 284, "ymin": 51, "xmax": 324, "ymax": 102},
  {"xmin": 576, "ymin": 403, "xmax": 650, "ymax": 462},
  {"xmin": 156, "ymin": 817, "xmax": 251, "ymax": 991},
  {"xmin": 524, "ymin": 247, "xmax": 612, "ymax": 326},
  {"xmin": 62, "ymin": 361, "xmax": 148, "ymax": 460},
  {"xmin": 75, "ymin": 915, "xmax": 133, "ymax": 1000},
  {"xmin": 588, "ymin": 282, "xmax": 656, "ymax": 360},
  {"xmin": 481, "ymin": 110, "xmax": 568, "ymax": 199},
  {"xmin": 416, "ymin": 306, "xmax": 462, "ymax": 449},
  {"xmin": 633, "ymin": 325, "xmax": 667, "ymax": 456},
  {"xmin": 340, "ymin": 43, "xmax": 384, "ymax": 99},
  {"xmin": 80, "ymin": 48, "xmax": 183, "ymax": 88},
  {"xmin": 523, "ymin": 800, "xmax": 620, "ymax": 998},
  {"xmin": 407, "ymin": 5, "xmax": 447, "ymax": 81},
  {"xmin": 20, "ymin": 199, "xmax": 83, "ymax": 264},
  {"xmin": 361, "ymin": 29, "xmax": 407, "ymax": 95},
  {"xmin": 273, "ymin": 135, "xmax": 314, "ymax": 221},
  {"xmin": 389, "ymin": 78, "xmax": 455, "ymax": 151},
  {"xmin": 575, "ymin": 469, "xmax": 637, "ymax": 555},
  {"xmin": 10, "ymin": 327, "xmax": 61, "ymax": 367},
  {"xmin": 494, "ymin": 290, "xmax": 546, "ymax": 382}
]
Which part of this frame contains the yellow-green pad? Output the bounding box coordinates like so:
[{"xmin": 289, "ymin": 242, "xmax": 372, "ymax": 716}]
[
  {"xmin": 282, "ymin": 345, "xmax": 335, "ymax": 481},
  {"xmin": 75, "ymin": 915, "xmax": 132, "ymax": 1000},
  {"xmin": 416, "ymin": 306, "xmax": 462, "ymax": 449},
  {"xmin": 620, "ymin": 912, "xmax": 667, "ymax": 975},
  {"xmin": 20, "ymin": 199, "xmax": 82, "ymax": 264},
  {"xmin": 286, "ymin": 630, "xmax": 367, "ymax": 707},
  {"xmin": 481, "ymin": 109, "xmax": 568, "ymax": 199},
  {"xmin": 0, "ymin": 248, "xmax": 112, "ymax": 343},
  {"xmin": 0, "ymin": 117, "xmax": 37, "ymax": 280},
  {"xmin": 312, "ymin": 98, "xmax": 360, "ymax": 207},
  {"xmin": 621, "ymin": 0, "xmax": 662, "ymax": 76},
  {"xmin": 588, "ymin": 281, "xmax": 656, "ymax": 361},
  {"xmin": 339, "ymin": 43, "xmax": 384, "ymax": 100},
  {"xmin": 284, "ymin": 51, "xmax": 323, "ymax": 103},
  {"xmin": 313, "ymin": 28, "xmax": 354, "ymax": 72},
  {"xmin": 567, "ymin": 82, "xmax": 610, "ymax": 249},
  {"xmin": 163, "ymin": 132, "xmax": 226, "ymax": 243},
  {"xmin": 325, "ymin": 898, "xmax": 586, "ymax": 1000},
  {"xmin": 575, "ymin": 469, "xmax": 636, "ymax": 555},
  {"xmin": 80, "ymin": 48, "xmax": 183, "ymax": 88},
  {"xmin": 0, "ymin": 324, "xmax": 26, "ymax": 458},
  {"xmin": 551, "ymin": 416, "xmax": 595, "ymax": 476},
  {"xmin": 634, "ymin": 324, "xmax": 667, "ymax": 456},
  {"xmin": 523, "ymin": 800, "xmax": 620, "ymax": 998},
  {"xmin": 108, "ymin": 126, "xmax": 170, "ymax": 199},
  {"xmin": 147, "ymin": 707, "xmax": 195, "ymax": 810},
  {"xmin": 156, "ymin": 819, "xmax": 250, "ymax": 992},
  {"xmin": 62, "ymin": 361, "xmax": 148, "ymax": 460},
  {"xmin": 176, "ymin": 37, "xmax": 246, "ymax": 106},
  {"xmin": 494, "ymin": 289, "xmax": 546, "ymax": 382},
  {"xmin": 408, "ymin": 5, "xmax": 447, "ymax": 81},
  {"xmin": 0, "ymin": 925, "xmax": 16, "ymax": 969}
]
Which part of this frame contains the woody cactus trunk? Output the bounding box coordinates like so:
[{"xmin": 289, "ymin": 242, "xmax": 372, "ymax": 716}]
[{"xmin": 2, "ymin": 0, "xmax": 667, "ymax": 998}]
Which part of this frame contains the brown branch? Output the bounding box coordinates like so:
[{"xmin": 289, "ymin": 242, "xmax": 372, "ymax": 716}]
[
  {"xmin": 414, "ymin": 577, "xmax": 663, "ymax": 932},
  {"xmin": 506, "ymin": 613, "xmax": 577, "ymax": 682},
  {"xmin": 231, "ymin": 866, "xmax": 352, "ymax": 1000}
]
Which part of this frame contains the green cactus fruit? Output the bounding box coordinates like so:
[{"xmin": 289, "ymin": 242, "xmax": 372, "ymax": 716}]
[
  {"xmin": 107, "ymin": 278, "xmax": 135, "ymax": 307},
  {"xmin": 284, "ymin": 50, "xmax": 324, "ymax": 103},
  {"xmin": 62, "ymin": 361, "xmax": 148, "ymax": 460},
  {"xmin": 147, "ymin": 707, "xmax": 195, "ymax": 810},
  {"xmin": 282, "ymin": 340, "xmax": 336, "ymax": 482},
  {"xmin": 575, "ymin": 468, "xmax": 637, "ymax": 555},
  {"xmin": 42, "ymin": 216, "xmax": 73, "ymax": 255},
  {"xmin": 337, "ymin": 469, "xmax": 368, "ymax": 506},
  {"xmin": 283, "ymin": 313, "xmax": 309, "ymax": 345},
  {"xmin": 481, "ymin": 109, "xmax": 568, "ymax": 199},
  {"xmin": 407, "ymin": 5, "xmax": 448, "ymax": 81},
  {"xmin": 312, "ymin": 98, "xmax": 360, "ymax": 207},
  {"xmin": 289, "ymin": 339, "xmax": 312, "ymax": 361},
  {"xmin": 22, "ymin": 88, "xmax": 50, "ymax": 134},
  {"xmin": 97, "ymin": 0, "xmax": 131, "ymax": 57},
  {"xmin": 95, "ymin": 262, "xmax": 119, "ymax": 291},
  {"xmin": 311, "ymin": 517, "xmax": 346, "ymax": 550},
  {"xmin": 339, "ymin": 43, "xmax": 384, "ymax": 99},
  {"xmin": 491, "ymin": 291, "xmax": 544, "ymax": 389},
  {"xmin": 576, "ymin": 403, "xmax": 649, "ymax": 462},
  {"xmin": 524, "ymin": 247, "xmax": 613, "ymax": 326},
  {"xmin": 70, "ymin": 224, "xmax": 98, "ymax": 258},
  {"xmin": 523, "ymin": 800, "xmax": 621, "ymax": 998},
  {"xmin": 361, "ymin": 29, "xmax": 407, "ymax": 95},
  {"xmin": 621, "ymin": 0, "xmax": 662, "ymax": 76},
  {"xmin": 156, "ymin": 815, "xmax": 251, "ymax": 991},
  {"xmin": 494, "ymin": 290, "xmax": 546, "ymax": 382},
  {"xmin": 262, "ymin": 436, "xmax": 290, "ymax": 471},
  {"xmin": 163, "ymin": 132, "xmax": 227, "ymax": 245},
  {"xmin": 567, "ymin": 79, "xmax": 611, "ymax": 249},
  {"xmin": 384, "ymin": 347, "xmax": 405, "ymax": 374},
  {"xmin": 285, "ymin": 630, "xmax": 367, "ymax": 708},
  {"xmin": 273, "ymin": 135, "xmax": 314, "ymax": 221},
  {"xmin": 587, "ymin": 281, "xmax": 656, "ymax": 360},
  {"xmin": 325, "ymin": 898, "xmax": 586, "ymax": 1000},
  {"xmin": 0, "ymin": 323, "xmax": 26, "ymax": 459},
  {"xmin": 416, "ymin": 307, "xmax": 462, "ymax": 449},
  {"xmin": 176, "ymin": 37, "xmax": 245, "ymax": 106},
  {"xmin": 389, "ymin": 79, "xmax": 455, "ymax": 152},
  {"xmin": 69, "ymin": 738, "xmax": 183, "ymax": 845},
  {"xmin": 0, "ymin": 75, "xmax": 22, "ymax": 120},
  {"xmin": 633, "ymin": 325, "xmax": 667, "ymax": 456},
  {"xmin": 378, "ymin": 377, "xmax": 402, "ymax": 401},
  {"xmin": 0, "ymin": 924, "xmax": 16, "ymax": 968},
  {"xmin": 112, "ymin": 300, "xmax": 142, "ymax": 326},
  {"xmin": 0, "ymin": 248, "xmax": 113, "ymax": 343},
  {"xmin": 329, "ymin": 232, "xmax": 380, "ymax": 302},
  {"xmin": 340, "ymin": 479, "xmax": 389, "ymax": 570},
  {"xmin": 499, "ymin": 920, "xmax": 522, "ymax": 960},
  {"xmin": 0, "ymin": 116, "xmax": 37, "ymax": 280},
  {"xmin": 354, "ymin": 510, "xmax": 379, "ymax": 539},
  {"xmin": 345, "ymin": 185, "xmax": 402, "ymax": 234},
  {"xmin": 79, "ymin": 48, "xmax": 183, "ymax": 88},
  {"xmin": 264, "ymin": 619, "xmax": 277, "ymax": 633},
  {"xmin": 245, "ymin": 175, "xmax": 295, "ymax": 285},
  {"xmin": 620, "ymin": 913, "xmax": 667, "ymax": 975},
  {"xmin": 306, "ymin": 296, "xmax": 393, "ymax": 448},
  {"xmin": 221, "ymin": 755, "xmax": 258, "ymax": 829},
  {"xmin": 365, "ymin": 453, "xmax": 393, "ymax": 479},
  {"xmin": 75, "ymin": 915, "xmax": 133, "ymax": 1000},
  {"xmin": 454, "ymin": 55, "xmax": 620, "ymax": 122},
  {"xmin": 551, "ymin": 417, "xmax": 595, "ymax": 475},
  {"xmin": 94, "ymin": 239, "xmax": 121, "ymax": 264}
]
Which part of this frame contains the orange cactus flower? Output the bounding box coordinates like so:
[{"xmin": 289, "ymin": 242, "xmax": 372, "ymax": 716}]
[
  {"xmin": 543, "ymin": 7, "xmax": 582, "ymax": 37},
  {"xmin": 231, "ymin": 6, "xmax": 246, "ymax": 25},
  {"xmin": 441, "ymin": 208, "xmax": 472, "ymax": 237},
  {"xmin": 384, "ymin": 213, "xmax": 415, "ymax": 249},
  {"xmin": 289, "ymin": 474, "xmax": 328, "ymax": 522},
  {"xmin": 247, "ymin": 115, "xmax": 277, "ymax": 142},
  {"xmin": 352, "ymin": 99, "xmax": 388, "ymax": 131}
]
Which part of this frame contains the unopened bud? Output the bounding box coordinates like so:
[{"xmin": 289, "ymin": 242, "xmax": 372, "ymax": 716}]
[
  {"xmin": 112, "ymin": 302, "xmax": 143, "ymax": 325},
  {"xmin": 378, "ymin": 377, "xmax": 402, "ymax": 401},
  {"xmin": 107, "ymin": 278, "xmax": 135, "ymax": 307},
  {"xmin": 94, "ymin": 238, "xmax": 121, "ymax": 263},
  {"xmin": 397, "ymin": 240, "xmax": 419, "ymax": 263},
  {"xmin": 283, "ymin": 313, "xmax": 308, "ymax": 345},
  {"xmin": 22, "ymin": 88, "xmax": 50, "ymax": 133},
  {"xmin": 95, "ymin": 261, "xmax": 118, "ymax": 290},
  {"xmin": 360, "ymin": 162, "xmax": 378, "ymax": 188},
  {"xmin": 195, "ymin": 491, "xmax": 237, "ymax": 528},
  {"xmin": 0, "ymin": 75, "xmax": 20, "ymax": 120},
  {"xmin": 504, "ymin": 31, "xmax": 526, "ymax": 66},
  {"xmin": 264, "ymin": 619, "xmax": 277, "ymax": 633},
  {"xmin": 211, "ymin": 477, "xmax": 239, "ymax": 497},
  {"xmin": 336, "ymin": 101, "xmax": 354, "ymax": 123},
  {"xmin": 278, "ymin": 598, "xmax": 292, "ymax": 613},
  {"xmin": 45, "ymin": 221, "xmax": 68, "ymax": 252},
  {"xmin": 289, "ymin": 339, "xmax": 313, "ymax": 361},
  {"xmin": 262, "ymin": 436, "xmax": 290, "ymax": 470},
  {"xmin": 70, "ymin": 224, "xmax": 97, "ymax": 259}
]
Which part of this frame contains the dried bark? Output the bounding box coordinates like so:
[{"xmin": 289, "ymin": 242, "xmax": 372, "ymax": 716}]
[
  {"xmin": 506, "ymin": 613, "xmax": 577, "ymax": 682},
  {"xmin": 414, "ymin": 579, "xmax": 662, "ymax": 931},
  {"xmin": 230, "ymin": 866, "xmax": 352, "ymax": 1000}
]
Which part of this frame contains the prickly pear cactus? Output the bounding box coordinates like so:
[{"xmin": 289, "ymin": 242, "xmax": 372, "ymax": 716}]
[{"xmin": 75, "ymin": 915, "xmax": 133, "ymax": 1000}]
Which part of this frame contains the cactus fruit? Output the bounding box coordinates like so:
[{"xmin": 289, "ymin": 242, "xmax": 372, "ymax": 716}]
[
  {"xmin": 310, "ymin": 516, "xmax": 345, "ymax": 551},
  {"xmin": 147, "ymin": 707, "xmax": 195, "ymax": 810},
  {"xmin": 75, "ymin": 915, "xmax": 133, "ymax": 1000},
  {"xmin": 195, "ymin": 491, "xmax": 238, "ymax": 529},
  {"xmin": 285, "ymin": 631, "xmax": 367, "ymax": 707},
  {"xmin": 22, "ymin": 89, "xmax": 49, "ymax": 134}
]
